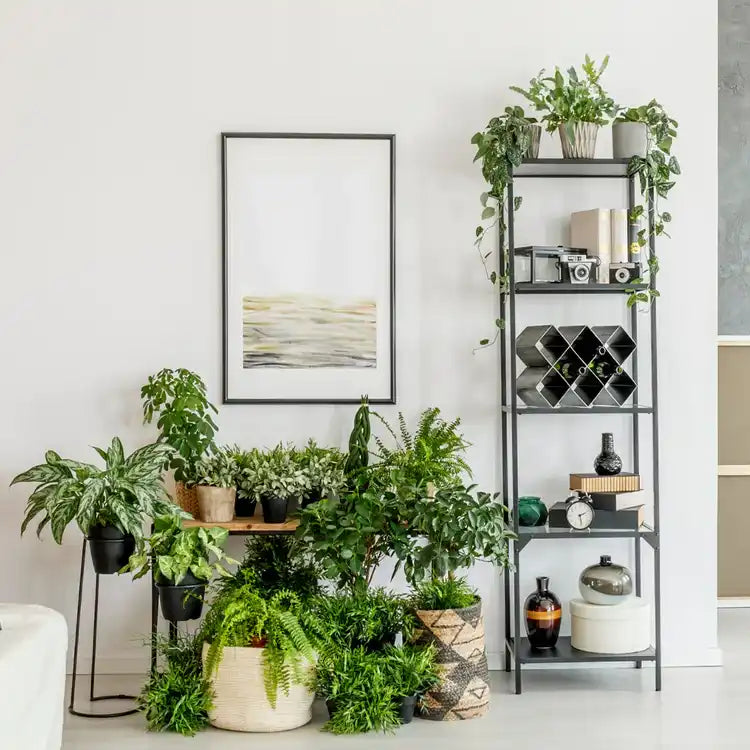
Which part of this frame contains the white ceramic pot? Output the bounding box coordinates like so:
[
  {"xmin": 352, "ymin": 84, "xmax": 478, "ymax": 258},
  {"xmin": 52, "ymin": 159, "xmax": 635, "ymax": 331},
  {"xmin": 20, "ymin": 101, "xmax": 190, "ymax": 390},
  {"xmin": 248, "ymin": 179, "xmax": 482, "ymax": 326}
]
[
  {"xmin": 195, "ymin": 485, "xmax": 236, "ymax": 523},
  {"xmin": 612, "ymin": 122, "xmax": 647, "ymax": 159},
  {"xmin": 558, "ymin": 122, "xmax": 599, "ymax": 159},
  {"xmin": 570, "ymin": 597, "xmax": 650, "ymax": 654},
  {"xmin": 202, "ymin": 644, "xmax": 315, "ymax": 732}
]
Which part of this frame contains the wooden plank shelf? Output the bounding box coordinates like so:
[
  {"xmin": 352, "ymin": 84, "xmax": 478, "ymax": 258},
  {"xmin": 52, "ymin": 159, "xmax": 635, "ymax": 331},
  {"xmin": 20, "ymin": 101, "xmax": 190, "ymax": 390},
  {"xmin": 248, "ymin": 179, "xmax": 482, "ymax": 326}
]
[{"xmin": 182, "ymin": 516, "xmax": 299, "ymax": 534}]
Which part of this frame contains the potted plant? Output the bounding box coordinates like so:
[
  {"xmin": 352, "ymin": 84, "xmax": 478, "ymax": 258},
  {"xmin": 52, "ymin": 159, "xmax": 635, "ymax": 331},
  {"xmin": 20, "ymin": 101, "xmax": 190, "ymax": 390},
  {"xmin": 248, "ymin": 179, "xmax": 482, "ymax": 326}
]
[
  {"xmin": 141, "ymin": 368, "xmax": 218, "ymax": 517},
  {"xmin": 381, "ymin": 643, "xmax": 440, "ymax": 724},
  {"xmin": 122, "ymin": 514, "xmax": 235, "ymax": 621},
  {"xmin": 405, "ymin": 485, "xmax": 515, "ymax": 721},
  {"xmin": 299, "ymin": 440, "xmax": 345, "ymax": 508},
  {"xmin": 192, "ymin": 448, "xmax": 238, "ymax": 523},
  {"xmin": 613, "ymin": 99, "xmax": 677, "ymax": 160},
  {"xmin": 511, "ymin": 54, "xmax": 616, "ymax": 159},
  {"xmin": 11, "ymin": 438, "xmax": 177, "ymax": 574},
  {"xmin": 137, "ymin": 633, "xmax": 213, "ymax": 736},
  {"xmin": 231, "ymin": 446, "xmax": 259, "ymax": 517},
  {"xmin": 200, "ymin": 585, "xmax": 322, "ymax": 732},
  {"xmin": 256, "ymin": 444, "xmax": 308, "ymax": 523}
]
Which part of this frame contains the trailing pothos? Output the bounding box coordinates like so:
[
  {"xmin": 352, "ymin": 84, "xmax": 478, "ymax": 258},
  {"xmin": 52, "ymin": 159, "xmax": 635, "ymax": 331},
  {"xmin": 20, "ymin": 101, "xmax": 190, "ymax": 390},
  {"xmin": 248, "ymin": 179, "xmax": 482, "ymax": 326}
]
[
  {"xmin": 615, "ymin": 100, "xmax": 679, "ymax": 308},
  {"xmin": 11, "ymin": 438, "xmax": 178, "ymax": 545},
  {"xmin": 471, "ymin": 106, "xmax": 534, "ymax": 349}
]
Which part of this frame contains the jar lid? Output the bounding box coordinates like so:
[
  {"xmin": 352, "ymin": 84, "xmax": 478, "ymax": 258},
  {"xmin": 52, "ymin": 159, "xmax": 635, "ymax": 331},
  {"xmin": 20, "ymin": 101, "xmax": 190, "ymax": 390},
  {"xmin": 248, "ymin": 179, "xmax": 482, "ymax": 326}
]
[{"xmin": 569, "ymin": 597, "xmax": 649, "ymax": 621}]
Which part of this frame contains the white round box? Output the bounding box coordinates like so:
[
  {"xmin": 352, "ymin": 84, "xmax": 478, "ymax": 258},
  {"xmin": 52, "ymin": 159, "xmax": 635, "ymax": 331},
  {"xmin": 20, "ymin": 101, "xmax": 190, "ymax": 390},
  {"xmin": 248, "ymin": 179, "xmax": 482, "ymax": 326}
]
[{"xmin": 570, "ymin": 597, "xmax": 651, "ymax": 654}]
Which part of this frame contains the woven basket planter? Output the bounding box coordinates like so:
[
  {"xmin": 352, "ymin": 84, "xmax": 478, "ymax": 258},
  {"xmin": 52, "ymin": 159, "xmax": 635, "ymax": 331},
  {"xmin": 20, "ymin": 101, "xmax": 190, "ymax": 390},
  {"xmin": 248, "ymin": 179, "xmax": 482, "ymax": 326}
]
[
  {"xmin": 413, "ymin": 599, "xmax": 490, "ymax": 721},
  {"xmin": 202, "ymin": 644, "xmax": 315, "ymax": 732},
  {"xmin": 174, "ymin": 481, "xmax": 198, "ymax": 518}
]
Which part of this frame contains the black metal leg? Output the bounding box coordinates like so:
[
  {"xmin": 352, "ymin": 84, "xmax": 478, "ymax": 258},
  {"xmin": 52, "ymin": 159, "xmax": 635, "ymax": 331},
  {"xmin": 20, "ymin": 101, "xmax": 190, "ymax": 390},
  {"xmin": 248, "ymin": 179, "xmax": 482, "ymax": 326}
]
[
  {"xmin": 635, "ymin": 534, "xmax": 642, "ymax": 670},
  {"xmin": 168, "ymin": 621, "xmax": 178, "ymax": 643},
  {"xmin": 68, "ymin": 537, "xmax": 138, "ymax": 719},
  {"xmin": 150, "ymin": 561, "xmax": 158, "ymax": 674}
]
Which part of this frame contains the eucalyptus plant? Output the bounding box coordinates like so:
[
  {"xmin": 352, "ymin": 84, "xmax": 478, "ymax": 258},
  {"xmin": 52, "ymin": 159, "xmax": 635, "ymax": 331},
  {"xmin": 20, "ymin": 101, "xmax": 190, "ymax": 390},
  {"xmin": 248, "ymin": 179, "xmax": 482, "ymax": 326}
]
[
  {"xmin": 11, "ymin": 438, "xmax": 178, "ymax": 544},
  {"xmin": 141, "ymin": 368, "xmax": 218, "ymax": 484}
]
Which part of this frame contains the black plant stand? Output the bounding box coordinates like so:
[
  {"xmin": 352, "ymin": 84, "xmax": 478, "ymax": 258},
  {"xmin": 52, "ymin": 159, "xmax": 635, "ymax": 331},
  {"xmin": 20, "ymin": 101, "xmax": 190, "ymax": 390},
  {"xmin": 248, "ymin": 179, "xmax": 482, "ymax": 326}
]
[{"xmin": 69, "ymin": 537, "xmax": 138, "ymax": 718}]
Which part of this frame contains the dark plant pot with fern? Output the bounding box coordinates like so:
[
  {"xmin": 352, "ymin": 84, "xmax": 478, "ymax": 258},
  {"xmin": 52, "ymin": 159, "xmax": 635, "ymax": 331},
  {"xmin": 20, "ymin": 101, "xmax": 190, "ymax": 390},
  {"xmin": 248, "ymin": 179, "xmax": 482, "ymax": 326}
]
[
  {"xmin": 157, "ymin": 572, "xmax": 207, "ymax": 622},
  {"xmin": 87, "ymin": 526, "xmax": 136, "ymax": 575},
  {"xmin": 396, "ymin": 694, "xmax": 418, "ymax": 724},
  {"xmin": 261, "ymin": 496, "xmax": 288, "ymax": 524}
]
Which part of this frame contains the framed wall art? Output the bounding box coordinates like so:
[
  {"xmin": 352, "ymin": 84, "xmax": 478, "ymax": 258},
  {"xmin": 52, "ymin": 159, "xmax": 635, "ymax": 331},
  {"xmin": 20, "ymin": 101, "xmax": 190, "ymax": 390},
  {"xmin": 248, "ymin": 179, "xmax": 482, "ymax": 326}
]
[{"xmin": 221, "ymin": 132, "xmax": 395, "ymax": 404}]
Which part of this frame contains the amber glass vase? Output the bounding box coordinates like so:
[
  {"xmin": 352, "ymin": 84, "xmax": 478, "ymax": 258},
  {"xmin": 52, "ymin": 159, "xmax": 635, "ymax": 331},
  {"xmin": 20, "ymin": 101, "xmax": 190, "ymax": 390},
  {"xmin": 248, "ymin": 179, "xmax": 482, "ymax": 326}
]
[{"xmin": 524, "ymin": 576, "xmax": 562, "ymax": 649}]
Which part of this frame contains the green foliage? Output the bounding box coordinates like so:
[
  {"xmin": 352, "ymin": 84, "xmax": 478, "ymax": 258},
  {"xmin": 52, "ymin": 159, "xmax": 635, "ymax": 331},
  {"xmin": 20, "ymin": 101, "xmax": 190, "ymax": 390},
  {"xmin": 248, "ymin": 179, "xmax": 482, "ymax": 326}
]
[
  {"xmin": 192, "ymin": 446, "xmax": 238, "ymax": 489},
  {"xmin": 298, "ymin": 439, "xmax": 346, "ymax": 498},
  {"xmin": 404, "ymin": 484, "xmax": 515, "ymax": 585},
  {"xmin": 312, "ymin": 588, "xmax": 414, "ymax": 651},
  {"xmin": 344, "ymin": 396, "xmax": 371, "ymax": 479},
  {"xmin": 511, "ymin": 54, "xmax": 616, "ymax": 135},
  {"xmin": 141, "ymin": 368, "xmax": 218, "ymax": 484},
  {"xmin": 617, "ymin": 99, "xmax": 679, "ymax": 308},
  {"xmin": 411, "ymin": 577, "xmax": 478, "ymax": 611},
  {"xmin": 371, "ymin": 407, "xmax": 471, "ymax": 491},
  {"xmin": 137, "ymin": 633, "xmax": 212, "ymax": 737},
  {"xmin": 201, "ymin": 586, "xmax": 323, "ymax": 708},
  {"xmin": 122, "ymin": 514, "xmax": 235, "ymax": 584},
  {"xmin": 296, "ymin": 481, "xmax": 413, "ymax": 589},
  {"xmin": 11, "ymin": 438, "xmax": 178, "ymax": 544},
  {"xmin": 316, "ymin": 644, "xmax": 439, "ymax": 735},
  {"xmin": 471, "ymin": 107, "xmax": 534, "ymax": 347}
]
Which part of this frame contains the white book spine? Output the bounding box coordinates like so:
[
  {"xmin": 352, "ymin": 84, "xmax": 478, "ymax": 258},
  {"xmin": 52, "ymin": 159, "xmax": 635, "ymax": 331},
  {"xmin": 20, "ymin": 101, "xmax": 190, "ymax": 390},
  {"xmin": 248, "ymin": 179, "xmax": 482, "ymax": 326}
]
[
  {"xmin": 570, "ymin": 209, "xmax": 611, "ymax": 283},
  {"xmin": 610, "ymin": 209, "xmax": 629, "ymax": 264}
]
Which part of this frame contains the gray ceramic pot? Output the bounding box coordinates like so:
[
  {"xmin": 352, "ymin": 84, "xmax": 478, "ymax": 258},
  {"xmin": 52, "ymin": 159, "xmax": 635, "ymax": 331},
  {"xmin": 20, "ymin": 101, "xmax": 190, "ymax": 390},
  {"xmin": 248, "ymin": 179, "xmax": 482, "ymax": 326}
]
[
  {"xmin": 579, "ymin": 555, "xmax": 633, "ymax": 605},
  {"xmin": 612, "ymin": 122, "xmax": 647, "ymax": 159}
]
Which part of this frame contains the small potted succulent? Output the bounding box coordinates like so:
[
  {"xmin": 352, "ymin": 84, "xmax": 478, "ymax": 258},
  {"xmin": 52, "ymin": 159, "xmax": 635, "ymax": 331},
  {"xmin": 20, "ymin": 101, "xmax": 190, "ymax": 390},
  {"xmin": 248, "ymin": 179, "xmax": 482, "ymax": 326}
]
[
  {"xmin": 141, "ymin": 368, "xmax": 219, "ymax": 517},
  {"xmin": 256, "ymin": 444, "xmax": 308, "ymax": 523},
  {"xmin": 298, "ymin": 440, "xmax": 345, "ymax": 508},
  {"xmin": 511, "ymin": 54, "xmax": 616, "ymax": 159},
  {"xmin": 11, "ymin": 438, "xmax": 178, "ymax": 574},
  {"xmin": 122, "ymin": 514, "xmax": 235, "ymax": 621},
  {"xmin": 193, "ymin": 448, "xmax": 238, "ymax": 523}
]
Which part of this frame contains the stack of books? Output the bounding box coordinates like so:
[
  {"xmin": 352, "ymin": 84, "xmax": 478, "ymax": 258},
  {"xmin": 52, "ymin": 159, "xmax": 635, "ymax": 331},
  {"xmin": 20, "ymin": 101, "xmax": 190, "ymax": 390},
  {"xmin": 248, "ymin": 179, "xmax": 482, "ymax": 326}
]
[{"xmin": 570, "ymin": 208, "xmax": 629, "ymax": 283}]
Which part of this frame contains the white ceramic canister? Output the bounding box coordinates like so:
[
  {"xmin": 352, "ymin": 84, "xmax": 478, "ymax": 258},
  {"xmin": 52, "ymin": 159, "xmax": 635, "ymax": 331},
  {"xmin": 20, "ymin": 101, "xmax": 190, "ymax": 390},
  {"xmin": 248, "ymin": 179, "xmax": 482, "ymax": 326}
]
[{"xmin": 570, "ymin": 597, "xmax": 650, "ymax": 654}]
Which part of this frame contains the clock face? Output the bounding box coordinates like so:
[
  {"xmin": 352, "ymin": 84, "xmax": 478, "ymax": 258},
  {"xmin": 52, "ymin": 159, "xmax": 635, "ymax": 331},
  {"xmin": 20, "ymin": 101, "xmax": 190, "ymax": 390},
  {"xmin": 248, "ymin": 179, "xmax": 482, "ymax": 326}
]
[{"xmin": 566, "ymin": 500, "xmax": 594, "ymax": 530}]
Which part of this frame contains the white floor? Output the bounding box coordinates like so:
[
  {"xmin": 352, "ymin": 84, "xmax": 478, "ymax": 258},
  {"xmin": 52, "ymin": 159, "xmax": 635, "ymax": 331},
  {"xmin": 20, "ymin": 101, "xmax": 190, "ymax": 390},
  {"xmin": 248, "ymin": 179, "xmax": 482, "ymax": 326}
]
[{"xmin": 62, "ymin": 609, "xmax": 749, "ymax": 749}]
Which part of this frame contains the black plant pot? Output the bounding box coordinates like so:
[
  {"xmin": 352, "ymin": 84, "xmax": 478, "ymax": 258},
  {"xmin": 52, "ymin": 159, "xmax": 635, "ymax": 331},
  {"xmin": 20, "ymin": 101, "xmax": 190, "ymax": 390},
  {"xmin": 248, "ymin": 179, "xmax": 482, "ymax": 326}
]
[
  {"xmin": 235, "ymin": 495, "xmax": 257, "ymax": 518},
  {"xmin": 357, "ymin": 632, "xmax": 397, "ymax": 652},
  {"xmin": 157, "ymin": 572, "xmax": 207, "ymax": 622},
  {"xmin": 396, "ymin": 694, "xmax": 418, "ymax": 724},
  {"xmin": 87, "ymin": 525, "xmax": 136, "ymax": 575},
  {"xmin": 261, "ymin": 496, "xmax": 288, "ymax": 524},
  {"xmin": 325, "ymin": 699, "xmax": 337, "ymax": 719},
  {"xmin": 301, "ymin": 488, "xmax": 322, "ymax": 509}
]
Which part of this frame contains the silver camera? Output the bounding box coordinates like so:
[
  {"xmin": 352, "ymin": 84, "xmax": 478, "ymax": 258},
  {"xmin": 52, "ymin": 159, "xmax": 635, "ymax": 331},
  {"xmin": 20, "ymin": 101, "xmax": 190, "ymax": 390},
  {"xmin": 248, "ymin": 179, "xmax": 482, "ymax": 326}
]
[{"xmin": 557, "ymin": 254, "xmax": 600, "ymax": 284}]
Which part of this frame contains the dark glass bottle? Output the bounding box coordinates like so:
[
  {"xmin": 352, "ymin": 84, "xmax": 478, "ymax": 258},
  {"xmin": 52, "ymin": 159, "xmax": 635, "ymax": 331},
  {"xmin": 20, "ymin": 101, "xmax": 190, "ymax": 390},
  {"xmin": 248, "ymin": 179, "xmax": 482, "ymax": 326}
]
[
  {"xmin": 593, "ymin": 432, "xmax": 622, "ymax": 476},
  {"xmin": 524, "ymin": 576, "xmax": 561, "ymax": 650}
]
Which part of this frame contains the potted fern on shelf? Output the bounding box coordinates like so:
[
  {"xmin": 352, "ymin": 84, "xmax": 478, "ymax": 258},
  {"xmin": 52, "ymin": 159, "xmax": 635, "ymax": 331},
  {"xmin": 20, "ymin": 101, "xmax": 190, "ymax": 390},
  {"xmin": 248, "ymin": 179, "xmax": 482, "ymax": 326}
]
[
  {"xmin": 122, "ymin": 514, "xmax": 235, "ymax": 621},
  {"xmin": 193, "ymin": 448, "xmax": 238, "ymax": 523},
  {"xmin": 11, "ymin": 438, "xmax": 177, "ymax": 574},
  {"xmin": 199, "ymin": 584, "xmax": 323, "ymax": 732}
]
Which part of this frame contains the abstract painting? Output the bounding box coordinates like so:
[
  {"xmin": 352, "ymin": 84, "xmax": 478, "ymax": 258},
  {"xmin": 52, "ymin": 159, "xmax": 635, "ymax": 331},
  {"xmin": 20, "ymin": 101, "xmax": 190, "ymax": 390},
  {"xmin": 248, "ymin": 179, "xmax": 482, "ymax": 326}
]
[{"xmin": 222, "ymin": 133, "xmax": 395, "ymax": 403}]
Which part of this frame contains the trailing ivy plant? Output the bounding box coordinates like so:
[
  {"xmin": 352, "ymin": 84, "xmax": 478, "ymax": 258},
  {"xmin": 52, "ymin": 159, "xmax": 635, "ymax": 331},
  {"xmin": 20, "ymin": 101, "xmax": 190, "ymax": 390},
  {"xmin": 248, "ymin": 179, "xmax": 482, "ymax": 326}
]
[
  {"xmin": 122, "ymin": 513, "xmax": 235, "ymax": 584},
  {"xmin": 11, "ymin": 438, "xmax": 177, "ymax": 544},
  {"xmin": 470, "ymin": 106, "xmax": 535, "ymax": 348},
  {"xmin": 615, "ymin": 99, "xmax": 679, "ymax": 308},
  {"xmin": 141, "ymin": 368, "xmax": 218, "ymax": 484}
]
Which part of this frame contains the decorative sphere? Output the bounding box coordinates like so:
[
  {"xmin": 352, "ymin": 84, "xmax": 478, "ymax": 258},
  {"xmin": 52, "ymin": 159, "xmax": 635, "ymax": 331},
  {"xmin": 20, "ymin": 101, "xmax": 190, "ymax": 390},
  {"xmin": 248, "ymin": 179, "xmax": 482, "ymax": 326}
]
[{"xmin": 517, "ymin": 496, "xmax": 548, "ymax": 527}]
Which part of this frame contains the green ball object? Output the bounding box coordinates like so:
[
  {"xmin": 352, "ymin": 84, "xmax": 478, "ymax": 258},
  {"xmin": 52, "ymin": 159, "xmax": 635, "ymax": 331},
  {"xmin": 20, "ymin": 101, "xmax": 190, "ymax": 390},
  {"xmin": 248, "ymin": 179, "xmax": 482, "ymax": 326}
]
[{"xmin": 517, "ymin": 496, "xmax": 548, "ymax": 527}]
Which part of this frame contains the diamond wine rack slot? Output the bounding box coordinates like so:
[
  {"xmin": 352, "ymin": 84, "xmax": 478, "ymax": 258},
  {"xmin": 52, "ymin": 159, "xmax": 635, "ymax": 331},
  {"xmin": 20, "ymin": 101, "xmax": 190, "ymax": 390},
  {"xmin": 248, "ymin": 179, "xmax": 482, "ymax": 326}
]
[{"xmin": 516, "ymin": 325, "xmax": 637, "ymax": 408}]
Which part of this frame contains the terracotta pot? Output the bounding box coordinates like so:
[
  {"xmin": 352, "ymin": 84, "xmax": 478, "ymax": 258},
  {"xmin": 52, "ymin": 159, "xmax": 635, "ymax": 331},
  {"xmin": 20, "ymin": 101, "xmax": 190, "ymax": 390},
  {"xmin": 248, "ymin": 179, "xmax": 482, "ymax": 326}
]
[{"xmin": 196, "ymin": 486, "xmax": 236, "ymax": 523}]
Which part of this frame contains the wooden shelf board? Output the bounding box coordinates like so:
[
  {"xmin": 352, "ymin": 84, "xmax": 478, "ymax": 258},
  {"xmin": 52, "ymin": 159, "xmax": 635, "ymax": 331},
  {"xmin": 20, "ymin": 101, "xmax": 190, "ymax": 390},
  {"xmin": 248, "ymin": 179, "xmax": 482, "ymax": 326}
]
[{"xmin": 182, "ymin": 516, "xmax": 299, "ymax": 534}]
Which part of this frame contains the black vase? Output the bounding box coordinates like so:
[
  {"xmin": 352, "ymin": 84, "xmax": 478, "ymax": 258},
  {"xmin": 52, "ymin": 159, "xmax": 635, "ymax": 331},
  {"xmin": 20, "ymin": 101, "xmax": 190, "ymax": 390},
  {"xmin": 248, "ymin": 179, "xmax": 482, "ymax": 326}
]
[
  {"xmin": 157, "ymin": 572, "xmax": 206, "ymax": 622},
  {"xmin": 234, "ymin": 495, "xmax": 257, "ymax": 518},
  {"xmin": 87, "ymin": 525, "xmax": 136, "ymax": 575},
  {"xmin": 524, "ymin": 576, "xmax": 561, "ymax": 650},
  {"xmin": 593, "ymin": 432, "xmax": 622, "ymax": 475},
  {"xmin": 396, "ymin": 694, "xmax": 418, "ymax": 724},
  {"xmin": 261, "ymin": 496, "xmax": 288, "ymax": 523}
]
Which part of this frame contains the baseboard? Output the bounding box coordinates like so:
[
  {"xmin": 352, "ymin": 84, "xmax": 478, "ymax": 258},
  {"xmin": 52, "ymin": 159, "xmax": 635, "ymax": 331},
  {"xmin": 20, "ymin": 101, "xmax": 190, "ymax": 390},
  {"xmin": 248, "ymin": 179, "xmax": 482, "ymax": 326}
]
[{"xmin": 718, "ymin": 597, "xmax": 750, "ymax": 608}]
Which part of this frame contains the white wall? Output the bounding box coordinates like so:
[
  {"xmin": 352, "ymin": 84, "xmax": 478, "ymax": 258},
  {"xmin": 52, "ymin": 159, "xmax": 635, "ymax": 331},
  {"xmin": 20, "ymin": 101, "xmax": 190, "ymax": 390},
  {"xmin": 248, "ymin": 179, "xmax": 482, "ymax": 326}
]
[{"xmin": 0, "ymin": 0, "xmax": 718, "ymax": 672}]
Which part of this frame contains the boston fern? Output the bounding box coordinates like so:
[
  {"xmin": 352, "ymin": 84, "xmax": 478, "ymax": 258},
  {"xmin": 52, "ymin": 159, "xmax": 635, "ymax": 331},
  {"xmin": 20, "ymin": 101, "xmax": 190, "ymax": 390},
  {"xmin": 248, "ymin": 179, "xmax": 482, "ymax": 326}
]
[
  {"xmin": 123, "ymin": 514, "xmax": 235, "ymax": 584},
  {"xmin": 141, "ymin": 368, "xmax": 218, "ymax": 484},
  {"xmin": 202, "ymin": 586, "xmax": 323, "ymax": 708},
  {"xmin": 11, "ymin": 438, "xmax": 177, "ymax": 544}
]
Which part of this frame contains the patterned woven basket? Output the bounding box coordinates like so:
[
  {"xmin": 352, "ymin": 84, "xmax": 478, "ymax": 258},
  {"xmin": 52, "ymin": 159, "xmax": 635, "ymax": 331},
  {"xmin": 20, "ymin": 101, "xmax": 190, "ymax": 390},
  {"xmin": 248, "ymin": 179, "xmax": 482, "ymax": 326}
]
[
  {"xmin": 202, "ymin": 644, "xmax": 315, "ymax": 732},
  {"xmin": 174, "ymin": 481, "xmax": 198, "ymax": 518},
  {"xmin": 413, "ymin": 599, "xmax": 490, "ymax": 721}
]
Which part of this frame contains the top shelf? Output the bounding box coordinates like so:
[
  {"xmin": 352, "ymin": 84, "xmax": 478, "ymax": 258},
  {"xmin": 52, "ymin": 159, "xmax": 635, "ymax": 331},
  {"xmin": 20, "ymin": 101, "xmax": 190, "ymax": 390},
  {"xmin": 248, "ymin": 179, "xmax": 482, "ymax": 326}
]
[{"xmin": 514, "ymin": 159, "xmax": 630, "ymax": 179}]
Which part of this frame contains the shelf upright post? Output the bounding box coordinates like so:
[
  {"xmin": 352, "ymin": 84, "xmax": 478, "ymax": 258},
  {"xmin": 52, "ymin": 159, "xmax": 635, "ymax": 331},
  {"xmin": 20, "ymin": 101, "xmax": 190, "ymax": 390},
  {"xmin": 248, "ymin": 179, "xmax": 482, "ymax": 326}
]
[
  {"xmin": 648, "ymin": 181, "xmax": 662, "ymax": 692},
  {"xmin": 507, "ymin": 175, "xmax": 522, "ymax": 695}
]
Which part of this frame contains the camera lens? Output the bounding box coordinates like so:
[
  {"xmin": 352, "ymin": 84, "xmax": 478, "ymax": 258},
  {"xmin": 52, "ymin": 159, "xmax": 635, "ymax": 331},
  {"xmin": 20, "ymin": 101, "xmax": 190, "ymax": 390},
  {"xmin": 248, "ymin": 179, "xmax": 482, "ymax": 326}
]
[
  {"xmin": 573, "ymin": 264, "xmax": 588, "ymax": 281},
  {"xmin": 614, "ymin": 267, "xmax": 629, "ymax": 283}
]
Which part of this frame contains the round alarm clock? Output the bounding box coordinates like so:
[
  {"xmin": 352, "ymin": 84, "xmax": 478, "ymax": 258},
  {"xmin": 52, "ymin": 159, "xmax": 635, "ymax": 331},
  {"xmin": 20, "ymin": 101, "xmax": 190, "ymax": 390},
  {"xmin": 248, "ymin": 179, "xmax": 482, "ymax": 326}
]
[{"xmin": 565, "ymin": 492, "xmax": 594, "ymax": 530}]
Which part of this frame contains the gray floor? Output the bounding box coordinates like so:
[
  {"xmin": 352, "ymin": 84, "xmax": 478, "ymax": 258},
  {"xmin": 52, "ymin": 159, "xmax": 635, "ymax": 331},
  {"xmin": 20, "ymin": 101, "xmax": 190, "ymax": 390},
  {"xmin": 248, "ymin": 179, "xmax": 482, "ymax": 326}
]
[{"xmin": 63, "ymin": 609, "xmax": 748, "ymax": 749}]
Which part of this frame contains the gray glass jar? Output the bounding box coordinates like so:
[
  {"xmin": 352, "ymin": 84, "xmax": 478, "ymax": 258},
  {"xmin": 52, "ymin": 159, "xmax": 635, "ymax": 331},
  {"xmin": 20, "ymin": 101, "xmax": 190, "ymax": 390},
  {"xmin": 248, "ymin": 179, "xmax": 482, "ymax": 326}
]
[{"xmin": 579, "ymin": 555, "xmax": 633, "ymax": 605}]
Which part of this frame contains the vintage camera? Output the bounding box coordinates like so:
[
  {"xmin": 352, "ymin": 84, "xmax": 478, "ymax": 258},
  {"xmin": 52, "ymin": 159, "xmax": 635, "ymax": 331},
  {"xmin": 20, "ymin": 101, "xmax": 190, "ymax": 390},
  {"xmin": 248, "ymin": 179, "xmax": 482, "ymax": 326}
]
[
  {"xmin": 556, "ymin": 254, "xmax": 600, "ymax": 284},
  {"xmin": 609, "ymin": 262, "xmax": 642, "ymax": 284}
]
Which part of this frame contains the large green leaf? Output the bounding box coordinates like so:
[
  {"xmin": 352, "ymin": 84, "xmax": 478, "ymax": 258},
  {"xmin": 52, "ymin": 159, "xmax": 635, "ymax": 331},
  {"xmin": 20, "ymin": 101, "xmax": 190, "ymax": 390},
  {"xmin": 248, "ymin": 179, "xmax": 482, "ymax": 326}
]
[
  {"xmin": 107, "ymin": 437, "xmax": 125, "ymax": 469},
  {"xmin": 49, "ymin": 486, "xmax": 80, "ymax": 544},
  {"xmin": 11, "ymin": 463, "xmax": 64, "ymax": 486},
  {"xmin": 20, "ymin": 485, "xmax": 53, "ymax": 536},
  {"xmin": 76, "ymin": 478, "xmax": 105, "ymax": 533}
]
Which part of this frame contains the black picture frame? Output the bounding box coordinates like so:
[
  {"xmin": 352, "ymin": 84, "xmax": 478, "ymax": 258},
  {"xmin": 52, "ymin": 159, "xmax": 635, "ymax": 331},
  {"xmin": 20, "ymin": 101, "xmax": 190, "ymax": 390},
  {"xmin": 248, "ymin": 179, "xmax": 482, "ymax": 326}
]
[{"xmin": 221, "ymin": 132, "xmax": 396, "ymax": 404}]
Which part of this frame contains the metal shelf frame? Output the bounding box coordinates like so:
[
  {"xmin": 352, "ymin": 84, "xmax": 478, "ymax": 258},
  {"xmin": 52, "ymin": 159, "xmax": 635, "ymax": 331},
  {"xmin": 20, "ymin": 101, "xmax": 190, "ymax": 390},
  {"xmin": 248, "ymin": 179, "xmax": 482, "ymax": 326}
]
[{"xmin": 499, "ymin": 158, "xmax": 661, "ymax": 694}]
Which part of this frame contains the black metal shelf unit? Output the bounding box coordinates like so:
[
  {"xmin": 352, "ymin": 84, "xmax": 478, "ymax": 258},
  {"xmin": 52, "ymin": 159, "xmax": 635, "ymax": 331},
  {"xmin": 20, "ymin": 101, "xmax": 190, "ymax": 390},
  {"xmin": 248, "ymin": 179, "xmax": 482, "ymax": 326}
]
[{"xmin": 500, "ymin": 158, "xmax": 661, "ymax": 694}]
